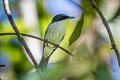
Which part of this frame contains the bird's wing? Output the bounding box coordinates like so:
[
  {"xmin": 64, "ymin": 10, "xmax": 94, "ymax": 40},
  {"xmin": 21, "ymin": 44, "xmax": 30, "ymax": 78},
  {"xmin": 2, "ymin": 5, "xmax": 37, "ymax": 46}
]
[
  {"xmin": 42, "ymin": 23, "xmax": 51, "ymax": 58},
  {"xmin": 39, "ymin": 23, "xmax": 52, "ymax": 69},
  {"xmin": 44, "ymin": 21, "xmax": 65, "ymax": 58}
]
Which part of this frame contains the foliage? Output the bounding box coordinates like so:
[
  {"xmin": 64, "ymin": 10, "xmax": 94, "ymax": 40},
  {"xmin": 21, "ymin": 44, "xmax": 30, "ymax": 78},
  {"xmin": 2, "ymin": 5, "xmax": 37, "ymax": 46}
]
[
  {"xmin": 69, "ymin": 13, "xmax": 84, "ymax": 45},
  {"xmin": 0, "ymin": 0, "xmax": 119, "ymax": 80}
]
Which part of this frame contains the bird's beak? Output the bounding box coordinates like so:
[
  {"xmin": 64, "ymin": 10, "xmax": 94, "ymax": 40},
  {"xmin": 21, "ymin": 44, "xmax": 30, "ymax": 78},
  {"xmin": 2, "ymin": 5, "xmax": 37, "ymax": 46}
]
[{"xmin": 69, "ymin": 16, "xmax": 75, "ymax": 19}]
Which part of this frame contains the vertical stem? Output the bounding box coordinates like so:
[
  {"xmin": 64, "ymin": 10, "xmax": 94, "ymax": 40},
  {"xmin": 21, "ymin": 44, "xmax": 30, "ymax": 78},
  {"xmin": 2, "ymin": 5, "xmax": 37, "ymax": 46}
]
[
  {"xmin": 3, "ymin": 0, "xmax": 39, "ymax": 69},
  {"xmin": 89, "ymin": 0, "xmax": 120, "ymax": 66}
]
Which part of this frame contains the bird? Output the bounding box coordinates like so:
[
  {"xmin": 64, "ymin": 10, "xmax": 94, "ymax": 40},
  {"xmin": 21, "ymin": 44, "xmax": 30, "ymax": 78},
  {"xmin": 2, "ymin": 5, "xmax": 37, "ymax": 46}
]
[{"xmin": 39, "ymin": 14, "xmax": 75, "ymax": 70}]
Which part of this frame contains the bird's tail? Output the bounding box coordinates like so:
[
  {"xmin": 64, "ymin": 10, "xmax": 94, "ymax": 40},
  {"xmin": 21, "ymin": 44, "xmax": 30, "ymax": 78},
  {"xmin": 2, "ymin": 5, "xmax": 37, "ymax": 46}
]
[
  {"xmin": 39, "ymin": 47, "xmax": 57, "ymax": 71},
  {"xmin": 39, "ymin": 57, "xmax": 49, "ymax": 71}
]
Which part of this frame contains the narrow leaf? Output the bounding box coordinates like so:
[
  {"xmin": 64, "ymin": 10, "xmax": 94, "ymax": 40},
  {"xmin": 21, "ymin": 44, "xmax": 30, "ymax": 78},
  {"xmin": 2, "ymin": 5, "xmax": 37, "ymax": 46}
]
[
  {"xmin": 69, "ymin": 14, "xmax": 84, "ymax": 45},
  {"xmin": 93, "ymin": 63, "xmax": 113, "ymax": 80},
  {"xmin": 109, "ymin": 6, "xmax": 120, "ymax": 22}
]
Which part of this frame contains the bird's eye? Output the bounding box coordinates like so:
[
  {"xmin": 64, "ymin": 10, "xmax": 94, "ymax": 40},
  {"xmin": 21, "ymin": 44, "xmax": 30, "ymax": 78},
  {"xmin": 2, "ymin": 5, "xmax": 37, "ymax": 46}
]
[
  {"xmin": 62, "ymin": 16, "xmax": 68, "ymax": 19},
  {"xmin": 63, "ymin": 16, "xmax": 67, "ymax": 18}
]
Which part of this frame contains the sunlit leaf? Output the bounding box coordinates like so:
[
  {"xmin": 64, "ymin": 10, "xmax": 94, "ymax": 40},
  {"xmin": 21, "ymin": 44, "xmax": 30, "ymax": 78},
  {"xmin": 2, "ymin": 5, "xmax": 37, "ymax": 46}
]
[
  {"xmin": 1, "ymin": 38, "xmax": 32, "ymax": 74},
  {"xmin": 69, "ymin": 13, "xmax": 84, "ymax": 45}
]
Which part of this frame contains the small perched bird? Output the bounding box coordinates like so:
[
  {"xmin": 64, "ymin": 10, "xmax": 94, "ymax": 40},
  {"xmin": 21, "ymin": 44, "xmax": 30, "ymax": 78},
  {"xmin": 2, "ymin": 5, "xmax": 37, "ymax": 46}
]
[{"xmin": 39, "ymin": 14, "xmax": 75, "ymax": 70}]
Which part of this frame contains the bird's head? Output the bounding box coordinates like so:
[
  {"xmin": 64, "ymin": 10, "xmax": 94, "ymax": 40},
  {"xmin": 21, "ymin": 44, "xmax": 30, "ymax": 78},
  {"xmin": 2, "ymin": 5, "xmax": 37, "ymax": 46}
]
[{"xmin": 52, "ymin": 14, "xmax": 75, "ymax": 23}]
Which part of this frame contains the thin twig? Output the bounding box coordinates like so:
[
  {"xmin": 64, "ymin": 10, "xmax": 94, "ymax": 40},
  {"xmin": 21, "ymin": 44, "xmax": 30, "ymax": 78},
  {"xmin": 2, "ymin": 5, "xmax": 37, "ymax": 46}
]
[
  {"xmin": 89, "ymin": 0, "xmax": 120, "ymax": 66},
  {"xmin": 0, "ymin": 65, "xmax": 6, "ymax": 67},
  {"xmin": 67, "ymin": 0, "xmax": 83, "ymax": 10},
  {"xmin": 3, "ymin": 0, "xmax": 39, "ymax": 70},
  {"xmin": 0, "ymin": 33, "xmax": 73, "ymax": 56}
]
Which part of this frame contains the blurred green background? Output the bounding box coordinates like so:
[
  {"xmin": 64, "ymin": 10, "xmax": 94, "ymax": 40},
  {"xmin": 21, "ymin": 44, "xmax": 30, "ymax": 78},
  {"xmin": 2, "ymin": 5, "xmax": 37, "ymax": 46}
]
[{"xmin": 0, "ymin": 0, "xmax": 120, "ymax": 80}]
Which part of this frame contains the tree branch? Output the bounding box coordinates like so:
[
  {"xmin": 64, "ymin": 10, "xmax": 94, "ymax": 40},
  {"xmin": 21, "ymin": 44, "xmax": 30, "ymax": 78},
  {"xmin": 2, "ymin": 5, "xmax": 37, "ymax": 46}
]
[
  {"xmin": 0, "ymin": 33, "xmax": 73, "ymax": 56},
  {"xmin": 3, "ymin": 0, "xmax": 39, "ymax": 70},
  {"xmin": 89, "ymin": 0, "xmax": 120, "ymax": 66}
]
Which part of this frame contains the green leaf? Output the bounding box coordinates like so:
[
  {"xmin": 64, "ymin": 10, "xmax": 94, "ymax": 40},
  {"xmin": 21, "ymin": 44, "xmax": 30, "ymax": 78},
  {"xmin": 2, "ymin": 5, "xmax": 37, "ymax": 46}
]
[
  {"xmin": 93, "ymin": 63, "xmax": 113, "ymax": 80},
  {"xmin": 69, "ymin": 13, "xmax": 84, "ymax": 45},
  {"xmin": 109, "ymin": 6, "xmax": 120, "ymax": 22}
]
